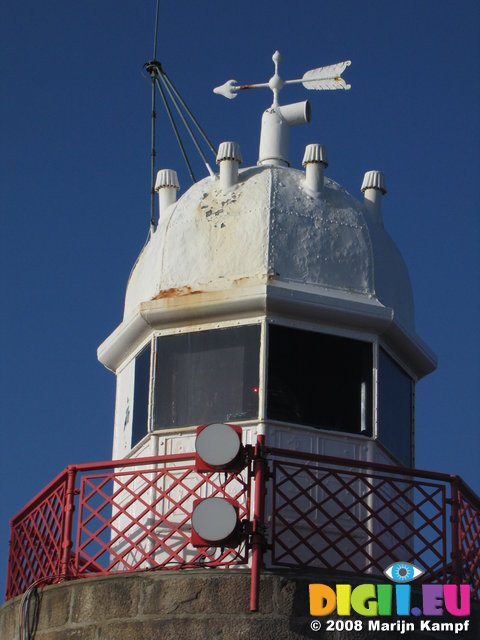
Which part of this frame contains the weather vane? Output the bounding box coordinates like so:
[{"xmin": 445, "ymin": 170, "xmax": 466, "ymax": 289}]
[
  {"xmin": 214, "ymin": 50, "xmax": 351, "ymax": 106},
  {"xmin": 214, "ymin": 51, "xmax": 352, "ymax": 168}
]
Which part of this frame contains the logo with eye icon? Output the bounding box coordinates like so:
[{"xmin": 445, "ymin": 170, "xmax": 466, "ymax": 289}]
[{"xmin": 383, "ymin": 562, "xmax": 424, "ymax": 583}]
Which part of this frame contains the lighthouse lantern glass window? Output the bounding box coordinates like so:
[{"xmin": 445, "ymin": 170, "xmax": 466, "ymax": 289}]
[
  {"xmin": 378, "ymin": 349, "xmax": 413, "ymax": 466},
  {"xmin": 267, "ymin": 325, "xmax": 372, "ymax": 434},
  {"xmin": 153, "ymin": 325, "xmax": 261, "ymax": 429},
  {"xmin": 131, "ymin": 343, "xmax": 151, "ymax": 447}
]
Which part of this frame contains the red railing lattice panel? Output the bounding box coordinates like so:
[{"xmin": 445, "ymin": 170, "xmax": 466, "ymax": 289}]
[
  {"xmin": 270, "ymin": 460, "xmax": 448, "ymax": 582},
  {"xmin": 459, "ymin": 490, "xmax": 480, "ymax": 597},
  {"xmin": 75, "ymin": 464, "xmax": 250, "ymax": 576},
  {"xmin": 5, "ymin": 473, "xmax": 67, "ymax": 599}
]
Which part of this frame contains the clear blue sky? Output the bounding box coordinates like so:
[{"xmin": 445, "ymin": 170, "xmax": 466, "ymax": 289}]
[{"xmin": 1, "ymin": 1, "xmax": 479, "ymax": 595}]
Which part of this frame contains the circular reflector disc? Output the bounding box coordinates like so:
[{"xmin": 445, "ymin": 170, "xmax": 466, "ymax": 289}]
[
  {"xmin": 191, "ymin": 498, "xmax": 238, "ymax": 542},
  {"xmin": 195, "ymin": 423, "xmax": 241, "ymax": 468}
]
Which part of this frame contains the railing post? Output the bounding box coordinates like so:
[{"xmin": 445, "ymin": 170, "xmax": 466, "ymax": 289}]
[
  {"xmin": 250, "ymin": 434, "xmax": 267, "ymax": 612},
  {"xmin": 450, "ymin": 475, "xmax": 462, "ymax": 584},
  {"xmin": 5, "ymin": 525, "xmax": 15, "ymax": 599},
  {"xmin": 60, "ymin": 466, "xmax": 77, "ymax": 578}
]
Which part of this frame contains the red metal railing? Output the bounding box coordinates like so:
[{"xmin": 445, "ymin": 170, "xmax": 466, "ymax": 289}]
[
  {"xmin": 458, "ymin": 480, "xmax": 480, "ymax": 595},
  {"xmin": 6, "ymin": 452, "xmax": 251, "ymax": 600},
  {"xmin": 6, "ymin": 470, "xmax": 68, "ymax": 596},
  {"xmin": 266, "ymin": 448, "xmax": 480, "ymax": 600},
  {"xmin": 75, "ymin": 462, "xmax": 250, "ymax": 574},
  {"xmin": 6, "ymin": 442, "xmax": 480, "ymax": 607}
]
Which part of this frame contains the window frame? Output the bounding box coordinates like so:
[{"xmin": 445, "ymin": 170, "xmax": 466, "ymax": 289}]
[
  {"xmin": 265, "ymin": 319, "xmax": 376, "ymax": 436},
  {"xmin": 131, "ymin": 340, "xmax": 154, "ymax": 448},
  {"xmin": 376, "ymin": 343, "xmax": 416, "ymax": 466},
  {"xmin": 149, "ymin": 319, "xmax": 265, "ymax": 432},
  {"xmin": 124, "ymin": 317, "xmax": 416, "ymax": 469}
]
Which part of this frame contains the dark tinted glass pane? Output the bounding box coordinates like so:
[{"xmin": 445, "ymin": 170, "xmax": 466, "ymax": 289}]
[
  {"xmin": 378, "ymin": 349, "xmax": 412, "ymax": 466},
  {"xmin": 267, "ymin": 325, "xmax": 372, "ymax": 434},
  {"xmin": 153, "ymin": 325, "xmax": 260, "ymax": 429},
  {"xmin": 132, "ymin": 343, "xmax": 151, "ymax": 447}
]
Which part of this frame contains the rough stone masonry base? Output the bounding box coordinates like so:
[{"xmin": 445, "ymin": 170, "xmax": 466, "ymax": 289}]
[{"xmin": 0, "ymin": 570, "xmax": 478, "ymax": 640}]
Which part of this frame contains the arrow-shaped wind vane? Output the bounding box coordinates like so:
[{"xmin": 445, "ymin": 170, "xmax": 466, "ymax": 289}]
[{"xmin": 214, "ymin": 51, "xmax": 351, "ymax": 105}]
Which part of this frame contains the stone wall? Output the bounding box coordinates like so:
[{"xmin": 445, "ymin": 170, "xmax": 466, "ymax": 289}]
[{"xmin": 1, "ymin": 570, "xmax": 478, "ymax": 640}]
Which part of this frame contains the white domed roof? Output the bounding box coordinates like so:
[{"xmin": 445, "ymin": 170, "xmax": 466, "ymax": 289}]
[{"xmin": 124, "ymin": 164, "xmax": 415, "ymax": 330}]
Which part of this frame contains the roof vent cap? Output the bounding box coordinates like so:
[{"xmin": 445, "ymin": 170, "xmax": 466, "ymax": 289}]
[
  {"xmin": 155, "ymin": 169, "xmax": 180, "ymax": 218},
  {"xmin": 216, "ymin": 141, "xmax": 242, "ymax": 164},
  {"xmin": 155, "ymin": 169, "xmax": 180, "ymax": 191},
  {"xmin": 361, "ymin": 170, "xmax": 386, "ymax": 194},
  {"xmin": 302, "ymin": 143, "xmax": 328, "ymax": 167},
  {"xmin": 216, "ymin": 141, "xmax": 242, "ymax": 189},
  {"xmin": 361, "ymin": 170, "xmax": 386, "ymax": 224},
  {"xmin": 303, "ymin": 143, "xmax": 328, "ymax": 194},
  {"xmin": 258, "ymin": 101, "xmax": 310, "ymax": 167}
]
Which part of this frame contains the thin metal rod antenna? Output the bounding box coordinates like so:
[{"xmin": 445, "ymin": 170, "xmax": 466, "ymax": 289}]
[
  {"xmin": 149, "ymin": 71, "xmax": 157, "ymax": 229},
  {"xmin": 157, "ymin": 71, "xmax": 214, "ymax": 176},
  {"xmin": 147, "ymin": 0, "xmax": 161, "ymax": 230},
  {"xmin": 155, "ymin": 77, "xmax": 196, "ymax": 183},
  {"xmin": 153, "ymin": 0, "xmax": 160, "ymax": 59},
  {"xmin": 161, "ymin": 70, "xmax": 217, "ymax": 157}
]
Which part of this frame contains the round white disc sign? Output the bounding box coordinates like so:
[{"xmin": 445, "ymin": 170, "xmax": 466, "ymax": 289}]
[
  {"xmin": 191, "ymin": 497, "xmax": 238, "ymax": 542},
  {"xmin": 195, "ymin": 423, "xmax": 241, "ymax": 468}
]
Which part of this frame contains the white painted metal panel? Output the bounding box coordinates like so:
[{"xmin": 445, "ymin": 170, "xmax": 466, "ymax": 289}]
[{"xmin": 112, "ymin": 358, "xmax": 135, "ymax": 459}]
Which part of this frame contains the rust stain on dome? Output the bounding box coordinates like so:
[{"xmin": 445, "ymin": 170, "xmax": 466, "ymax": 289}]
[{"xmin": 152, "ymin": 286, "xmax": 203, "ymax": 300}]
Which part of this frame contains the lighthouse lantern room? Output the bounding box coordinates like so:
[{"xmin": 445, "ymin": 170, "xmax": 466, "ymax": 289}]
[{"xmin": 98, "ymin": 51, "xmax": 436, "ymax": 475}]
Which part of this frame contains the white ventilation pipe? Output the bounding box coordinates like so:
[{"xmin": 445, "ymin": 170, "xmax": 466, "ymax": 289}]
[
  {"xmin": 303, "ymin": 144, "xmax": 328, "ymax": 193},
  {"xmin": 155, "ymin": 169, "xmax": 179, "ymax": 217},
  {"xmin": 258, "ymin": 101, "xmax": 311, "ymax": 167},
  {"xmin": 216, "ymin": 141, "xmax": 242, "ymax": 189},
  {"xmin": 361, "ymin": 170, "xmax": 386, "ymax": 224}
]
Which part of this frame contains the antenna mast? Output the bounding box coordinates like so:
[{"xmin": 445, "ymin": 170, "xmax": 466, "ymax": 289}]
[
  {"xmin": 147, "ymin": 0, "xmax": 161, "ymax": 231},
  {"xmin": 143, "ymin": 1, "xmax": 217, "ymax": 231}
]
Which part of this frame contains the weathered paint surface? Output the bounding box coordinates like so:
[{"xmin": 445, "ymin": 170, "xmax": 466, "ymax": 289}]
[
  {"xmin": 267, "ymin": 168, "xmax": 373, "ymax": 293},
  {"xmin": 125, "ymin": 166, "xmax": 270, "ymax": 319},
  {"xmin": 124, "ymin": 165, "xmax": 415, "ymax": 331}
]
